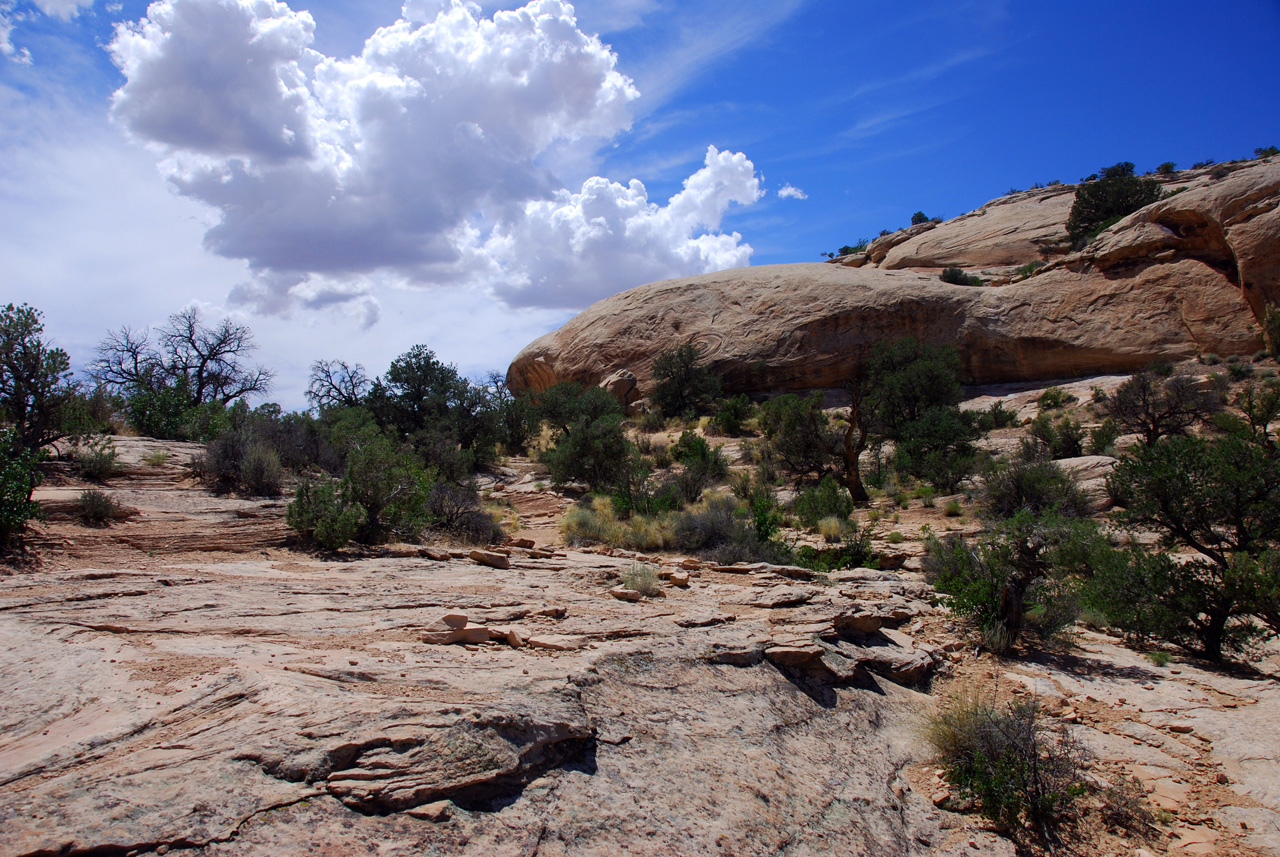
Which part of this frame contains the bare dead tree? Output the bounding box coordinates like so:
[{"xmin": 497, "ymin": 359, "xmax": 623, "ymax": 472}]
[
  {"xmin": 91, "ymin": 307, "xmax": 273, "ymax": 407},
  {"xmin": 306, "ymin": 359, "xmax": 371, "ymax": 410}
]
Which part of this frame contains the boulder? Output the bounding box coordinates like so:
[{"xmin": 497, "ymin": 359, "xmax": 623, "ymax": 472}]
[{"xmin": 469, "ymin": 549, "xmax": 510, "ymax": 570}]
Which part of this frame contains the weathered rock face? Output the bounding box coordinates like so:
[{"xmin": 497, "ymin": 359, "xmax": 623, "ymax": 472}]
[{"xmin": 508, "ymin": 159, "xmax": 1279, "ymax": 397}]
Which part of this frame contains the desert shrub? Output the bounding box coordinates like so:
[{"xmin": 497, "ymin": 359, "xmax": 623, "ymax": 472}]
[
  {"xmin": 893, "ymin": 405, "xmax": 980, "ymax": 492},
  {"xmin": 650, "ymin": 343, "xmax": 722, "ymax": 418},
  {"xmin": 1105, "ymin": 370, "xmax": 1221, "ymax": 445},
  {"xmin": 1015, "ymin": 260, "xmax": 1045, "ymax": 279},
  {"xmin": 0, "ymin": 429, "xmax": 44, "ymax": 550},
  {"xmin": 1026, "ymin": 413, "xmax": 1085, "ymax": 459},
  {"xmin": 426, "ymin": 482, "xmax": 504, "ymax": 545},
  {"xmin": 342, "ymin": 433, "xmax": 437, "ymax": 543},
  {"xmin": 1227, "ymin": 360, "xmax": 1255, "ymax": 381},
  {"xmin": 621, "ymin": 563, "xmax": 662, "ymax": 596},
  {"xmin": 710, "ymin": 394, "xmax": 753, "ymax": 436},
  {"xmin": 758, "ymin": 393, "xmax": 836, "ymax": 481},
  {"xmin": 670, "ymin": 495, "xmax": 790, "ymax": 565},
  {"xmin": 1066, "ymin": 162, "xmax": 1162, "ymax": 246},
  {"xmin": 78, "ymin": 489, "xmax": 120, "ymax": 525},
  {"xmin": 286, "ymin": 479, "xmax": 365, "ymax": 550},
  {"xmin": 793, "ymin": 474, "xmax": 853, "ymax": 528},
  {"xmin": 638, "ymin": 410, "xmax": 665, "ymax": 433},
  {"xmin": 1087, "ymin": 418, "xmax": 1121, "ymax": 455},
  {"xmin": 1191, "ymin": 159, "xmax": 1215, "ymax": 170},
  {"xmin": 141, "ymin": 449, "xmax": 172, "ymax": 466},
  {"xmin": 943, "ymin": 500, "xmax": 963, "ymax": 517},
  {"xmin": 926, "ymin": 513, "xmax": 1111, "ymax": 652},
  {"xmin": 795, "ymin": 538, "xmax": 874, "ymax": 573},
  {"xmin": 886, "ymin": 530, "xmax": 905, "ymax": 544},
  {"xmin": 1257, "ymin": 146, "xmax": 1280, "ymax": 159},
  {"xmin": 1036, "ymin": 386, "xmax": 1075, "ymax": 411},
  {"xmin": 536, "ymin": 383, "xmax": 633, "ymax": 490},
  {"xmin": 974, "ymin": 401, "xmax": 1018, "ymax": 432},
  {"xmin": 1156, "ymin": 161, "xmax": 1177, "ymax": 175},
  {"xmin": 926, "ymin": 693, "xmax": 1087, "ymax": 837},
  {"xmin": 984, "ymin": 459, "xmax": 1090, "ymax": 520},
  {"xmin": 1094, "ymin": 430, "xmax": 1280, "ymax": 660},
  {"xmin": 940, "ymin": 267, "xmax": 983, "ymax": 286},
  {"xmin": 817, "ymin": 516, "xmax": 844, "ymax": 543},
  {"xmin": 239, "ymin": 443, "xmax": 283, "ymax": 497},
  {"xmin": 75, "ymin": 436, "xmax": 120, "ymax": 482},
  {"xmin": 1146, "ymin": 651, "xmax": 1171, "ymax": 667},
  {"xmin": 915, "ymin": 485, "xmax": 936, "ymax": 507}
]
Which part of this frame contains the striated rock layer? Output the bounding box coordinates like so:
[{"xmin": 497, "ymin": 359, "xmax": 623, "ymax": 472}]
[{"xmin": 508, "ymin": 159, "xmax": 1279, "ymax": 396}]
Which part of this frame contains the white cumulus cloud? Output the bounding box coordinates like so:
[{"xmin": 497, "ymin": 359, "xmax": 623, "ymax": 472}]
[
  {"xmin": 777, "ymin": 183, "xmax": 807, "ymax": 199},
  {"xmin": 488, "ymin": 144, "xmax": 762, "ymax": 308},
  {"xmin": 105, "ymin": 0, "xmax": 763, "ymax": 318}
]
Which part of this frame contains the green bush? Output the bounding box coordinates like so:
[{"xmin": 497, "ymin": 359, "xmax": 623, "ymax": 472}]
[
  {"xmin": 1105, "ymin": 370, "xmax": 1220, "ymax": 445},
  {"xmin": 650, "ymin": 343, "xmax": 722, "ymax": 418},
  {"xmin": 78, "ymin": 489, "xmax": 120, "ymax": 526},
  {"xmin": 670, "ymin": 495, "xmax": 790, "ymax": 565},
  {"xmin": 1026, "ymin": 413, "xmax": 1085, "ymax": 459},
  {"xmin": 926, "ymin": 693, "xmax": 1087, "ymax": 836},
  {"xmin": 710, "ymin": 394, "xmax": 753, "ymax": 436},
  {"xmin": 1036, "ymin": 386, "xmax": 1076, "ymax": 411},
  {"xmin": 239, "ymin": 443, "xmax": 284, "ymax": 497},
  {"xmin": 795, "ymin": 530, "xmax": 874, "ymax": 573},
  {"xmin": 975, "ymin": 401, "xmax": 1018, "ymax": 432},
  {"xmin": 793, "ymin": 474, "xmax": 854, "ymax": 528},
  {"xmin": 758, "ymin": 392, "xmax": 835, "ymax": 482},
  {"xmin": 426, "ymin": 482, "xmax": 505, "ymax": 545},
  {"xmin": 1156, "ymin": 161, "xmax": 1177, "ymax": 175},
  {"xmin": 1015, "ymin": 260, "xmax": 1045, "ymax": 279},
  {"xmin": 76, "ymin": 436, "xmax": 120, "ymax": 482},
  {"xmin": 1257, "ymin": 146, "xmax": 1280, "ymax": 158},
  {"xmin": 287, "ymin": 479, "xmax": 365, "ymax": 550},
  {"xmin": 911, "ymin": 211, "xmax": 930, "ymax": 225},
  {"xmin": 1, "ymin": 429, "xmax": 44, "ymax": 550},
  {"xmin": 1087, "ymin": 418, "xmax": 1121, "ymax": 455},
  {"xmin": 940, "ymin": 267, "xmax": 983, "ymax": 286},
  {"xmin": 984, "ymin": 459, "xmax": 1090, "ymax": 520},
  {"xmin": 621, "ymin": 563, "xmax": 662, "ymax": 596},
  {"xmin": 1066, "ymin": 161, "xmax": 1162, "ymax": 246}
]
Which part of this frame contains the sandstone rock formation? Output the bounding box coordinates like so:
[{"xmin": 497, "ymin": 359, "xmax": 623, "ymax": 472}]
[{"xmin": 508, "ymin": 159, "xmax": 1279, "ymax": 398}]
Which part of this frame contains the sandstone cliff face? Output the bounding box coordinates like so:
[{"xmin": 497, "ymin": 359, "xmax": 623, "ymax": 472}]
[{"xmin": 508, "ymin": 159, "xmax": 1279, "ymax": 396}]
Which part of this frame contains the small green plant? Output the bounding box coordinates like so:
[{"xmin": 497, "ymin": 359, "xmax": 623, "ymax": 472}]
[
  {"xmin": 1257, "ymin": 146, "xmax": 1280, "ymax": 159},
  {"xmin": 865, "ymin": 508, "xmax": 882, "ymax": 524},
  {"xmin": 1145, "ymin": 651, "xmax": 1172, "ymax": 668},
  {"xmin": 943, "ymin": 500, "xmax": 962, "ymax": 517},
  {"xmin": 1015, "ymin": 260, "xmax": 1045, "ymax": 279},
  {"xmin": 621, "ymin": 563, "xmax": 662, "ymax": 596},
  {"xmin": 78, "ymin": 489, "xmax": 120, "ymax": 525},
  {"xmin": 886, "ymin": 530, "xmax": 905, "ymax": 544},
  {"xmin": 1200, "ymin": 352, "xmax": 1222, "ymax": 366},
  {"xmin": 940, "ymin": 267, "xmax": 984, "ymax": 286},
  {"xmin": 911, "ymin": 211, "xmax": 930, "ymax": 225},
  {"xmin": 710, "ymin": 394, "xmax": 753, "ymax": 437},
  {"xmin": 1156, "ymin": 161, "xmax": 1177, "ymax": 175},
  {"xmin": 817, "ymin": 516, "xmax": 845, "ymax": 543},
  {"xmin": 915, "ymin": 485, "xmax": 936, "ymax": 507},
  {"xmin": 286, "ymin": 479, "xmax": 365, "ymax": 550},
  {"xmin": 793, "ymin": 474, "xmax": 854, "ymax": 529},
  {"xmin": 975, "ymin": 401, "xmax": 1018, "ymax": 432},
  {"xmin": 925, "ymin": 692, "xmax": 1088, "ymax": 839},
  {"xmin": 239, "ymin": 443, "xmax": 284, "ymax": 497},
  {"xmin": 141, "ymin": 449, "xmax": 172, "ymax": 466},
  {"xmin": 1087, "ymin": 418, "xmax": 1121, "ymax": 455},
  {"xmin": 1036, "ymin": 387, "xmax": 1076, "ymax": 411},
  {"xmin": 76, "ymin": 436, "xmax": 120, "ymax": 482}
]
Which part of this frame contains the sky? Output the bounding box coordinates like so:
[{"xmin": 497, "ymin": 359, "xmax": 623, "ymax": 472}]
[{"xmin": 3, "ymin": 0, "xmax": 1279, "ymax": 410}]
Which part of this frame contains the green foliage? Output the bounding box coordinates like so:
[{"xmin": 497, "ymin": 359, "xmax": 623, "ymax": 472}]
[
  {"xmin": 1263, "ymin": 304, "xmax": 1280, "ymax": 360},
  {"xmin": 670, "ymin": 494, "xmax": 791, "ymax": 565},
  {"xmin": 793, "ymin": 474, "xmax": 854, "ymax": 528},
  {"xmin": 1036, "ymin": 386, "xmax": 1076, "ymax": 411},
  {"xmin": 984, "ymin": 459, "xmax": 1090, "ymax": 520},
  {"xmin": 940, "ymin": 267, "xmax": 984, "ymax": 286},
  {"xmin": 368, "ymin": 345, "xmax": 501, "ymax": 466},
  {"xmin": 926, "ymin": 513, "xmax": 1110, "ymax": 651},
  {"xmin": 287, "ymin": 479, "xmax": 365, "ymax": 550},
  {"xmin": 1066, "ymin": 162, "xmax": 1162, "ymax": 245},
  {"xmin": 1087, "ymin": 418, "xmax": 1121, "ymax": 455},
  {"xmin": 1099, "ymin": 431, "xmax": 1280, "ymax": 660},
  {"xmin": 837, "ymin": 239, "xmax": 869, "ymax": 256},
  {"xmin": 892, "ymin": 405, "xmax": 980, "ymax": 492},
  {"xmin": 795, "ymin": 525, "xmax": 874, "ymax": 572},
  {"xmin": 1026, "ymin": 413, "xmax": 1085, "ymax": 460},
  {"xmin": 710, "ymin": 394, "xmax": 753, "ymax": 436},
  {"xmin": 1255, "ymin": 146, "xmax": 1280, "ymax": 159},
  {"xmin": 1015, "ymin": 260, "xmax": 1045, "ymax": 279},
  {"xmin": 426, "ymin": 482, "xmax": 505, "ymax": 545},
  {"xmin": 533, "ymin": 382, "xmax": 632, "ymax": 490},
  {"xmin": 650, "ymin": 343, "xmax": 722, "ymax": 418},
  {"xmin": 621, "ymin": 563, "xmax": 662, "ymax": 597},
  {"xmin": 75, "ymin": 436, "xmax": 121, "ymax": 482},
  {"xmin": 1105, "ymin": 370, "xmax": 1221, "ymax": 445},
  {"xmin": 0, "ymin": 428, "xmax": 44, "ymax": 550},
  {"xmin": 1156, "ymin": 161, "xmax": 1177, "ymax": 175},
  {"xmin": 758, "ymin": 392, "xmax": 835, "ymax": 481},
  {"xmin": 974, "ymin": 401, "xmax": 1018, "ymax": 432},
  {"xmin": 0, "ymin": 303, "xmax": 81, "ymax": 454},
  {"xmin": 78, "ymin": 489, "xmax": 121, "ymax": 526},
  {"xmin": 911, "ymin": 211, "xmax": 930, "ymax": 225},
  {"xmin": 926, "ymin": 694, "xmax": 1087, "ymax": 837},
  {"xmin": 343, "ymin": 431, "xmax": 438, "ymax": 543}
]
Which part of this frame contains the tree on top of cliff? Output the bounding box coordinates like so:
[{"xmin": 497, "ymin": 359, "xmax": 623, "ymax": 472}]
[{"xmin": 1065, "ymin": 161, "xmax": 1162, "ymax": 247}]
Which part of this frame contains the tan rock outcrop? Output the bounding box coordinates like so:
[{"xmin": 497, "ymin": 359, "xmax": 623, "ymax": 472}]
[{"xmin": 508, "ymin": 160, "xmax": 1278, "ymax": 398}]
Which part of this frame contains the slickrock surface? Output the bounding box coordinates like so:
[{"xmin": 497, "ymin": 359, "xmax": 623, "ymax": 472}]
[{"xmin": 508, "ymin": 159, "xmax": 1278, "ymax": 397}]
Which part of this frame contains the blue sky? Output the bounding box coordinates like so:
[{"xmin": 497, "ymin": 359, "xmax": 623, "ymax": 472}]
[{"xmin": 3, "ymin": 0, "xmax": 1278, "ymax": 409}]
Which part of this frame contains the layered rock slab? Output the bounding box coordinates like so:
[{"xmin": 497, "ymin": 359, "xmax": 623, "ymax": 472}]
[{"xmin": 508, "ymin": 160, "xmax": 1278, "ymax": 397}]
